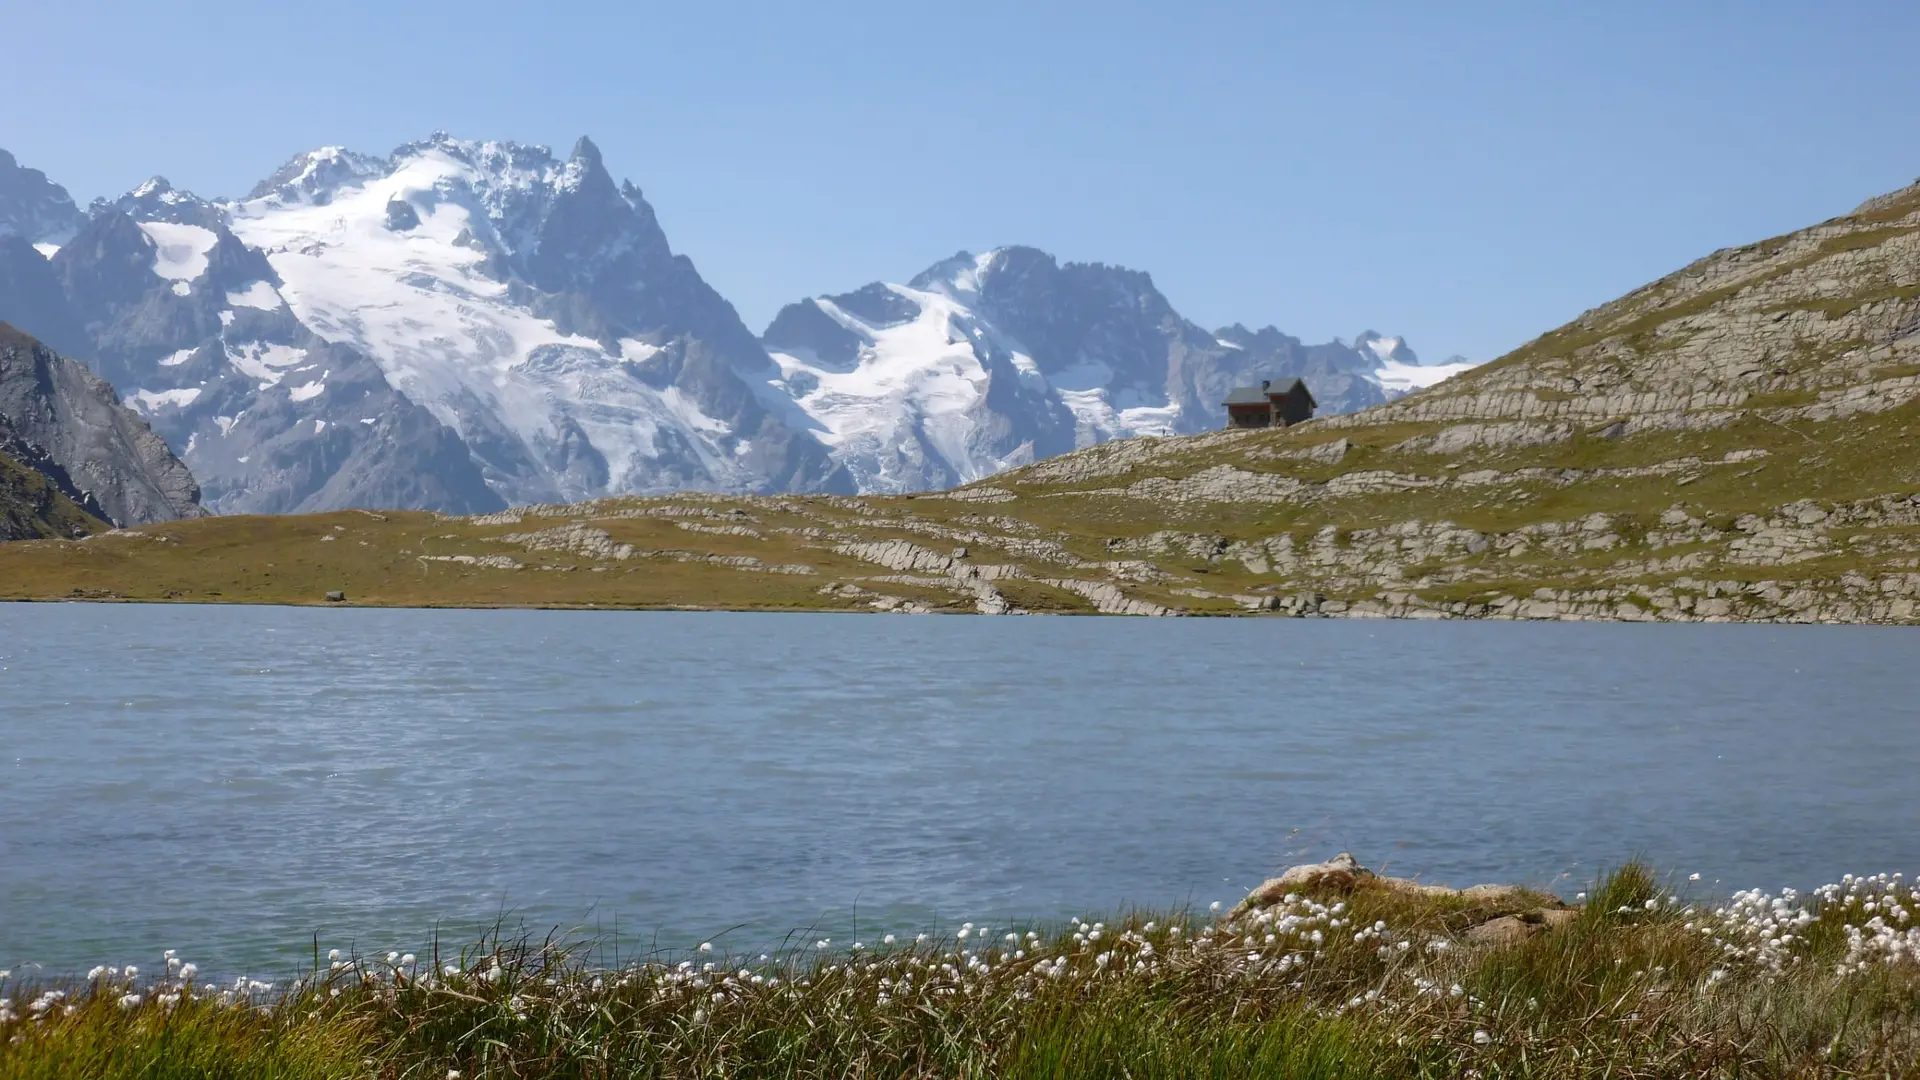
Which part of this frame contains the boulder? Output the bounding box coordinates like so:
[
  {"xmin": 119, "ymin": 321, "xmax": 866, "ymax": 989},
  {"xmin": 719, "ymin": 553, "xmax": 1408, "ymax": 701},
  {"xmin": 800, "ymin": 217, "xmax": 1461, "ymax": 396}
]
[
  {"xmin": 1235, "ymin": 852, "xmax": 1373, "ymax": 911},
  {"xmin": 1234, "ymin": 853, "xmax": 1574, "ymax": 920},
  {"xmin": 1464, "ymin": 907, "xmax": 1580, "ymax": 947},
  {"xmin": 1465, "ymin": 915, "xmax": 1537, "ymax": 946}
]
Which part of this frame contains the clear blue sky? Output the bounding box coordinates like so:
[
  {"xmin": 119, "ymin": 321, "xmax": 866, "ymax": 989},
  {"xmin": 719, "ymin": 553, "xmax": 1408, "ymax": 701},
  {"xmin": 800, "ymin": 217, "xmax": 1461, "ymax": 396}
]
[{"xmin": 6, "ymin": 1, "xmax": 1917, "ymax": 362}]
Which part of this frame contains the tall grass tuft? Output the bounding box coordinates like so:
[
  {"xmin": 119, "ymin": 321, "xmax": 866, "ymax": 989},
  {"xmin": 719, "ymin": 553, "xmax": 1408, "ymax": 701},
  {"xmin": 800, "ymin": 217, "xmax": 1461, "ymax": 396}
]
[{"xmin": 6, "ymin": 867, "xmax": 1920, "ymax": 1078}]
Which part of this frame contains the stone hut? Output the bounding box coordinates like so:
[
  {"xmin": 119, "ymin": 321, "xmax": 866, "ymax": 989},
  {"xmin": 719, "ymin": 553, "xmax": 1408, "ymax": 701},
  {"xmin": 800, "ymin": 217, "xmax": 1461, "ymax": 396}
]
[{"xmin": 1223, "ymin": 379, "xmax": 1316, "ymax": 429}]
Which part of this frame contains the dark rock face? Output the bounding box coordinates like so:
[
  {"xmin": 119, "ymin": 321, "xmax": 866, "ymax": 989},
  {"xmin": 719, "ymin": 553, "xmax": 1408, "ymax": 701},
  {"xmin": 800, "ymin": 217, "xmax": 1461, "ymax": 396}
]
[
  {"xmin": 0, "ymin": 237, "xmax": 89, "ymax": 356},
  {"xmin": 762, "ymin": 297, "xmax": 865, "ymax": 371},
  {"xmin": 0, "ymin": 323, "xmax": 202, "ymax": 525},
  {"xmin": 0, "ymin": 149, "xmax": 83, "ymax": 244}
]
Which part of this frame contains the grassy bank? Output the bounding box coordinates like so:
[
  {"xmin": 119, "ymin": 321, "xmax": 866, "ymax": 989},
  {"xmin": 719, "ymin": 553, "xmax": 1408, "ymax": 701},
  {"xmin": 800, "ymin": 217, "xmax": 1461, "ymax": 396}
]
[{"xmin": 4, "ymin": 866, "xmax": 1919, "ymax": 1078}]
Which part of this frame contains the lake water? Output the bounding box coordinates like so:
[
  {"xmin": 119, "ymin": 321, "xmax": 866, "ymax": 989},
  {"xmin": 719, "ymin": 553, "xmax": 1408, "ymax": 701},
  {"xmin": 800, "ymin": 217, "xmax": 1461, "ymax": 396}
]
[{"xmin": 2, "ymin": 604, "xmax": 1917, "ymax": 978}]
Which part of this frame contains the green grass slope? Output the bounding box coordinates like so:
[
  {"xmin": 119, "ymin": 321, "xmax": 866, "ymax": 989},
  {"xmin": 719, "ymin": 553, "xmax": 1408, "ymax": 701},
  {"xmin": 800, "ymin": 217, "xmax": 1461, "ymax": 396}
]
[{"xmin": 0, "ymin": 448, "xmax": 105, "ymax": 541}]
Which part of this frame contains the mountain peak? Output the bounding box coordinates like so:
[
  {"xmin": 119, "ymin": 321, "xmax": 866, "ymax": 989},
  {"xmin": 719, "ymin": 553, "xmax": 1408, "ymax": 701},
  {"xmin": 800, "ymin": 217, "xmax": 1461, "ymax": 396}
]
[
  {"xmin": 0, "ymin": 147, "xmax": 84, "ymax": 245},
  {"xmin": 243, "ymin": 144, "xmax": 384, "ymax": 203},
  {"xmin": 907, "ymin": 249, "xmax": 1008, "ymax": 297},
  {"xmin": 102, "ymin": 175, "xmax": 222, "ymax": 229},
  {"xmin": 569, "ymin": 136, "xmax": 603, "ymax": 169}
]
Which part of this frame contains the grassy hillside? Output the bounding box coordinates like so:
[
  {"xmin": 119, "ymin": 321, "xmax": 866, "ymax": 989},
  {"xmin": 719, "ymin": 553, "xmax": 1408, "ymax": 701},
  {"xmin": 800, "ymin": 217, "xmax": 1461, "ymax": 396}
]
[
  {"xmin": 3, "ymin": 178, "xmax": 1920, "ymax": 621},
  {"xmin": 0, "ymin": 448, "xmax": 105, "ymax": 541}
]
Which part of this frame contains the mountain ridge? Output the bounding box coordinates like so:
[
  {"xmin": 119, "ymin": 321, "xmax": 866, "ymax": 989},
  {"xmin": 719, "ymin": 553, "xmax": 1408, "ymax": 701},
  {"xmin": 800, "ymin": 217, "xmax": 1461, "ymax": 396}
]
[{"xmin": 0, "ymin": 135, "xmax": 1471, "ymax": 515}]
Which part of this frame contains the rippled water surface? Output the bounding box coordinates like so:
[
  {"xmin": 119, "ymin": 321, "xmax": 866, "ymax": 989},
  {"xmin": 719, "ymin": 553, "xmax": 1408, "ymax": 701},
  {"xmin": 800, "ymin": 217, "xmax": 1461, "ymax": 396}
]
[{"xmin": 3, "ymin": 604, "xmax": 1917, "ymax": 976}]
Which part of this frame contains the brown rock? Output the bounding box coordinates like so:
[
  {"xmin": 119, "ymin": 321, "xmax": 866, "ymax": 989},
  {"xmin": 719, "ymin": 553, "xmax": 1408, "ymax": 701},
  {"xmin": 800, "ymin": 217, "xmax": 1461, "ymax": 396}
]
[
  {"xmin": 1237, "ymin": 852, "xmax": 1374, "ymax": 910},
  {"xmin": 1465, "ymin": 915, "xmax": 1540, "ymax": 946},
  {"xmin": 1234, "ymin": 853, "xmax": 1578, "ymax": 921},
  {"xmin": 1529, "ymin": 907, "xmax": 1580, "ymax": 930}
]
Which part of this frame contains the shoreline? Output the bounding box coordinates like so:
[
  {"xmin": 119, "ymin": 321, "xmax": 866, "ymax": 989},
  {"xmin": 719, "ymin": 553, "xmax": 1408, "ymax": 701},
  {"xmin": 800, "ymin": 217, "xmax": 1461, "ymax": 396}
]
[
  {"xmin": 6, "ymin": 857, "xmax": 1919, "ymax": 1077},
  {"xmin": 6, "ymin": 591, "xmax": 1919, "ymax": 626}
]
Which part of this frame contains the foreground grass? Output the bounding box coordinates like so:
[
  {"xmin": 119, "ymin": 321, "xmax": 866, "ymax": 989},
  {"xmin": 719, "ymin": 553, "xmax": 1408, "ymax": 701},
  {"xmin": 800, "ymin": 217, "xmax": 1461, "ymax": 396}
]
[{"xmin": 5, "ymin": 866, "xmax": 1920, "ymax": 1078}]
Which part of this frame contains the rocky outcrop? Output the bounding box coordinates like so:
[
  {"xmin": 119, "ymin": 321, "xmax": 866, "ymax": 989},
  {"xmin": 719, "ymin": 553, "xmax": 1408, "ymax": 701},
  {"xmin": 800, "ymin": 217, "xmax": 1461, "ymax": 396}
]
[
  {"xmin": 0, "ymin": 445, "xmax": 105, "ymax": 540},
  {"xmin": 0, "ymin": 323, "xmax": 201, "ymax": 526},
  {"xmin": 1232, "ymin": 853, "xmax": 1575, "ymax": 947}
]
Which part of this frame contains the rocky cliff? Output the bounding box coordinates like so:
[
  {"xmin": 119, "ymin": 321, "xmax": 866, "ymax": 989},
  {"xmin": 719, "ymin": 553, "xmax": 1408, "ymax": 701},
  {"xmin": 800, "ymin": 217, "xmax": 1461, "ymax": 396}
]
[{"xmin": 0, "ymin": 323, "xmax": 203, "ymax": 528}]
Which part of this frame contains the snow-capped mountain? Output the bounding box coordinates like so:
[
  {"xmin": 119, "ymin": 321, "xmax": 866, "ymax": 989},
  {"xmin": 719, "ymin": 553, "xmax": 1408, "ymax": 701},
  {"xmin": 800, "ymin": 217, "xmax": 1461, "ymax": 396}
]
[
  {"xmin": 759, "ymin": 247, "xmax": 1472, "ymax": 491},
  {"xmin": 214, "ymin": 134, "xmax": 846, "ymax": 505},
  {"xmin": 0, "ymin": 135, "xmax": 849, "ymax": 513},
  {"xmin": 0, "ymin": 136, "xmax": 1475, "ymax": 511}
]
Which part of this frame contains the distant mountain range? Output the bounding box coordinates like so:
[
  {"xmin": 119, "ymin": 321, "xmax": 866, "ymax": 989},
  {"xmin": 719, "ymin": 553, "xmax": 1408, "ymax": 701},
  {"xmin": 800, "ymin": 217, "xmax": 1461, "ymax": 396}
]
[{"xmin": 0, "ymin": 136, "xmax": 1475, "ymax": 513}]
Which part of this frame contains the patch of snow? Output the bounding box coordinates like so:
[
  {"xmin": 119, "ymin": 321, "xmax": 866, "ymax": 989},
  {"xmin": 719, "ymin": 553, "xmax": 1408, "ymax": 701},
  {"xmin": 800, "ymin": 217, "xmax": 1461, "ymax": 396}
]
[
  {"xmin": 124, "ymin": 387, "xmax": 202, "ymax": 413},
  {"xmin": 1374, "ymin": 357, "xmax": 1478, "ymax": 394},
  {"xmin": 939, "ymin": 250, "xmax": 1001, "ymax": 298},
  {"xmin": 312, "ymin": 419, "xmax": 328, "ymax": 433},
  {"xmin": 1056, "ymin": 388, "xmax": 1182, "ymax": 444},
  {"xmin": 183, "ymin": 433, "xmax": 197, "ymax": 456},
  {"xmin": 289, "ymin": 379, "xmax": 326, "ymax": 402},
  {"xmin": 237, "ymin": 455, "xmax": 249, "ymax": 464},
  {"xmin": 225, "ymin": 281, "xmax": 283, "ymax": 310},
  {"xmin": 137, "ymin": 221, "xmax": 218, "ymax": 281},
  {"xmin": 218, "ymin": 310, "xmax": 235, "ymax": 327},
  {"xmin": 226, "ymin": 343, "xmax": 307, "ymax": 385},
  {"xmin": 31, "ymin": 242, "xmax": 59, "ymax": 259},
  {"xmin": 1215, "ymin": 337, "xmax": 1243, "ymax": 350},
  {"xmin": 159, "ymin": 348, "xmax": 195, "ymax": 367},
  {"xmin": 214, "ymin": 415, "xmax": 238, "ymax": 436},
  {"xmin": 171, "ymin": 281, "xmax": 191, "ymax": 297},
  {"xmin": 359, "ymin": 417, "xmax": 377, "ymax": 425},
  {"xmin": 619, "ymin": 338, "xmax": 662, "ymax": 362},
  {"xmin": 1361, "ymin": 334, "xmax": 1406, "ymax": 363}
]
